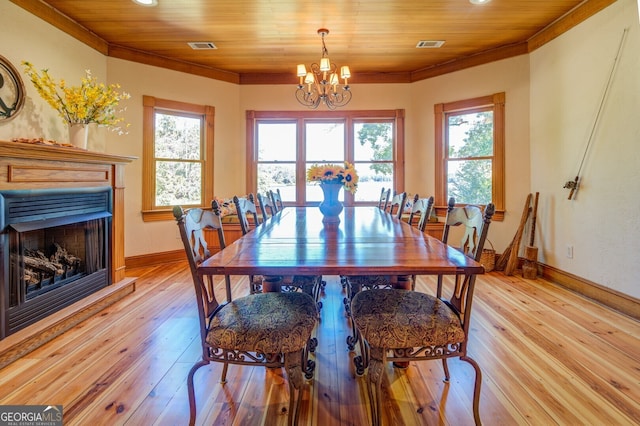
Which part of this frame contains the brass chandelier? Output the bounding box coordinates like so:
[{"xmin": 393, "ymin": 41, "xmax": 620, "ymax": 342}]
[{"xmin": 296, "ymin": 29, "xmax": 352, "ymax": 110}]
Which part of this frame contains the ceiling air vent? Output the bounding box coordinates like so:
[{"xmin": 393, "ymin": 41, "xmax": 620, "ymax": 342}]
[
  {"xmin": 188, "ymin": 42, "xmax": 217, "ymax": 50},
  {"xmin": 416, "ymin": 40, "xmax": 445, "ymax": 48}
]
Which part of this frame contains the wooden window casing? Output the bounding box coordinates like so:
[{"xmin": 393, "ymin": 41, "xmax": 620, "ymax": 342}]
[
  {"xmin": 246, "ymin": 109, "xmax": 405, "ymax": 206},
  {"xmin": 142, "ymin": 96, "xmax": 214, "ymax": 221},
  {"xmin": 434, "ymin": 93, "xmax": 505, "ymax": 220}
]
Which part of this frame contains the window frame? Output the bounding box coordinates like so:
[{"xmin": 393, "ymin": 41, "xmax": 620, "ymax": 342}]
[
  {"xmin": 142, "ymin": 95, "xmax": 214, "ymax": 221},
  {"xmin": 246, "ymin": 109, "xmax": 405, "ymax": 206},
  {"xmin": 434, "ymin": 93, "xmax": 505, "ymax": 220}
]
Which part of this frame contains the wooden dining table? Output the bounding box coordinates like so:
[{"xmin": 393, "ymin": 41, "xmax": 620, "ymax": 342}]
[{"xmin": 197, "ymin": 206, "xmax": 484, "ymax": 284}]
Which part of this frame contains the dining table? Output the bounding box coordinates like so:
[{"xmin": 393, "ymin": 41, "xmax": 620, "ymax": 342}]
[{"xmin": 197, "ymin": 206, "xmax": 484, "ymax": 286}]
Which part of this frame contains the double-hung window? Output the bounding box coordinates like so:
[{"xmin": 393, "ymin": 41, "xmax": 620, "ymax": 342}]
[
  {"xmin": 434, "ymin": 93, "xmax": 504, "ymax": 219},
  {"xmin": 142, "ymin": 96, "xmax": 214, "ymax": 221}
]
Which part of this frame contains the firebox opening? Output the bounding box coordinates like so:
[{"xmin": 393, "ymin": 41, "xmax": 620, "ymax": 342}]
[
  {"xmin": 10, "ymin": 217, "xmax": 108, "ymax": 302},
  {"xmin": 1, "ymin": 187, "xmax": 113, "ymax": 338}
]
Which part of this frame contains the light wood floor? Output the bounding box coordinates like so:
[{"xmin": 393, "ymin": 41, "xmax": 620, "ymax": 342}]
[{"xmin": 1, "ymin": 262, "xmax": 639, "ymax": 425}]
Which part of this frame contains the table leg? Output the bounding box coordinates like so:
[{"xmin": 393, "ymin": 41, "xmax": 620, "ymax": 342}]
[
  {"xmin": 391, "ymin": 275, "xmax": 412, "ymax": 290},
  {"xmin": 262, "ymin": 275, "xmax": 283, "ymax": 293}
]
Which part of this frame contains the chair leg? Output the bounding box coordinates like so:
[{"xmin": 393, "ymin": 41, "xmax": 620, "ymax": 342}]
[
  {"xmin": 461, "ymin": 355, "xmax": 483, "ymax": 426},
  {"xmin": 345, "ymin": 278, "xmax": 362, "ymax": 350},
  {"xmin": 347, "ymin": 315, "xmax": 360, "ymax": 351},
  {"xmin": 312, "ymin": 276, "xmax": 323, "ymax": 312},
  {"xmin": 352, "ymin": 334, "xmax": 368, "ymax": 376},
  {"xmin": 187, "ymin": 359, "xmax": 209, "ymax": 426},
  {"xmin": 366, "ymin": 347, "xmax": 386, "ymax": 426},
  {"xmin": 303, "ymin": 337, "xmax": 317, "ymax": 379},
  {"xmin": 441, "ymin": 358, "xmax": 451, "ymax": 382},
  {"xmin": 284, "ymin": 351, "xmax": 306, "ymax": 426},
  {"xmin": 220, "ymin": 361, "xmax": 229, "ymax": 383}
]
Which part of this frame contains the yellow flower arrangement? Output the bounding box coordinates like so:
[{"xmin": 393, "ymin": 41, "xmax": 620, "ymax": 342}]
[
  {"xmin": 306, "ymin": 162, "xmax": 359, "ymax": 194},
  {"xmin": 22, "ymin": 61, "xmax": 130, "ymax": 134}
]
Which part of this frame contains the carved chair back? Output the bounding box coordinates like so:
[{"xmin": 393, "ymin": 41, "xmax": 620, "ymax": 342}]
[
  {"xmin": 269, "ymin": 189, "xmax": 284, "ymax": 212},
  {"xmin": 233, "ymin": 194, "xmax": 260, "ymax": 235},
  {"xmin": 257, "ymin": 192, "xmax": 276, "ymax": 219},
  {"xmin": 408, "ymin": 195, "xmax": 435, "ymax": 233},
  {"xmin": 386, "ymin": 191, "xmax": 407, "ymax": 219}
]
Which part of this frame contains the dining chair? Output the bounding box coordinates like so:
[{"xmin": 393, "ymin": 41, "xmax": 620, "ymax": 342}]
[
  {"xmin": 269, "ymin": 188, "xmax": 284, "ymax": 212},
  {"xmin": 233, "ymin": 194, "xmax": 273, "ymax": 291},
  {"xmin": 233, "ymin": 195, "xmax": 324, "ymax": 308},
  {"xmin": 407, "ymin": 194, "xmax": 435, "ymax": 234},
  {"xmin": 436, "ymin": 197, "xmax": 491, "ymax": 297},
  {"xmin": 174, "ymin": 203, "xmax": 318, "ymax": 426},
  {"xmin": 340, "ymin": 186, "xmax": 391, "ymax": 291},
  {"xmin": 350, "ymin": 200, "xmax": 495, "ymax": 426},
  {"xmin": 385, "ymin": 191, "xmax": 407, "ymax": 219},
  {"xmin": 257, "ymin": 192, "xmax": 277, "ymax": 219},
  {"xmin": 404, "ymin": 195, "xmax": 435, "ymax": 288},
  {"xmin": 377, "ymin": 187, "xmax": 391, "ymax": 210},
  {"xmin": 340, "ymin": 187, "xmax": 389, "ymax": 295},
  {"xmin": 233, "ymin": 193, "xmax": 261, "ymax": 235},
  {"xmin": 342, "ymin": 195, "xmax": 435, "ymax": 351}
]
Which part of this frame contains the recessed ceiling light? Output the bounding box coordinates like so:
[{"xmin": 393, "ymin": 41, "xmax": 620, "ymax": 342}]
[
  {"xmin": 132, "ymin": 0, "xmax": 158, "ymax": 6},
  {"xmin": 469, "ymin": 0, "xmax": 491, "ymax": 4}
]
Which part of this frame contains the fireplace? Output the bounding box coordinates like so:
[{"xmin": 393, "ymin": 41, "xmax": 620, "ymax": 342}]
[{"xmin": 0, "ymin": 187, "xmax": 112, "ymax": 338}]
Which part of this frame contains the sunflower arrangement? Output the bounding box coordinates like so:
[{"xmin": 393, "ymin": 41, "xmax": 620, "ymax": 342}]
[
  {"xmin": 22, "ymin": 61, "xmax": 130, "ymax": 134},
  {"xmin": 306, "ymin": 162, "xmax": 359, "ymax": 194}
]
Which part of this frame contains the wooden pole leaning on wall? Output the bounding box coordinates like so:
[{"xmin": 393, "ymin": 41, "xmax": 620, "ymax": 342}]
[
  {"xmin": 496, "ymin": 193, "xmax": 532, "ymax": 275},
  {"xmin": 522, "ymin": 192, "xmax": 540, "ymax": 279}
]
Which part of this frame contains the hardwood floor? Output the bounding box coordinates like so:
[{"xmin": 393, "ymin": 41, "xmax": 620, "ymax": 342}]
[{"xmin": 1, "ymin": 262, "xmax": 639, "ymax": 425}]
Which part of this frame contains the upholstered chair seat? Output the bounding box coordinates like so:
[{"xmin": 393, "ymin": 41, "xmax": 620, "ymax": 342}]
[
  {"xmin": 351, "ymin": 289, "xmax": 465, "ymax": 349},
  {"xmin": 208, "ymin": 291, "xmax": 318, "ymax": 354}
]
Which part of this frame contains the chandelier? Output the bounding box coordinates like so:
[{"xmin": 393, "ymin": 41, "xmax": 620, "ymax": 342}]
[{"xmin": 296, "ymin": 29, "xmax": 352, "ymax": 110}]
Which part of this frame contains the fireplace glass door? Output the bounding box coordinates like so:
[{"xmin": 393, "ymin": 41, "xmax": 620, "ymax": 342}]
[{"xmin": 1, "ymin": 187, "xmax": 112, "ymax": 338}]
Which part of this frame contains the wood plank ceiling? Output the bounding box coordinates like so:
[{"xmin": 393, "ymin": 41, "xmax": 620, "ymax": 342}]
[{"xmin": 12, "ymin": 0, "xmax": 615, "ymax": 84}]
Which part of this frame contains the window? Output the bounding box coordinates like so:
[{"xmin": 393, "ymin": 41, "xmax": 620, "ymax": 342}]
[
  {"xmin": 247, "ymin": 110, "xmax": 404, "ymax": 206},
  {"xmin": 142, "ymin": 96, "xmax": 214, "ymax": 221},
  {"xmin": 434, "ymin": 93, "xmax": 504, "ymax": 220}
]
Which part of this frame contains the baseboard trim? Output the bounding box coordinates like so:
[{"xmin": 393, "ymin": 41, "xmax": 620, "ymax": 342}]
[
  {"xmin": 0, "ymin": 277, "xmax": 136, "ymax": 370},
  {"xmin": 541, "ymin": 263, "xmax": 640, "ymax": 321},
  {"xmin": 125, "ymin": 250, "xmax": 185, "ymax": 269}
]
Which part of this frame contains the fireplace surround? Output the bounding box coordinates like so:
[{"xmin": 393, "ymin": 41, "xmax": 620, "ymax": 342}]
[{"xmin": 0, "ymin": 140, "xmax": 135, "ymax": 365}]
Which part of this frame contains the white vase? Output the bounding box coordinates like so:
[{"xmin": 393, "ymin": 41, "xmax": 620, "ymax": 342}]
[{"xmin": 68, "ymin": 123, "xmax": 89, "ymax": 149}]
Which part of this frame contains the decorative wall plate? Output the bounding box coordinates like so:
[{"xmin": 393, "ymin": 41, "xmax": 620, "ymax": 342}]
[{"xmin": 0, "ymin": 55, "xmax": 25, "ymax": 121}]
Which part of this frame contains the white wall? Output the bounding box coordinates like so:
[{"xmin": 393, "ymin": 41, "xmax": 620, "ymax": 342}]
[
  {"xmin": 530, "ymin": 0, "xmax": 640, "ymax": 299},
  {"xmin": 0, "ymin": 2, "xmax": 106, "ymax": 147}
]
